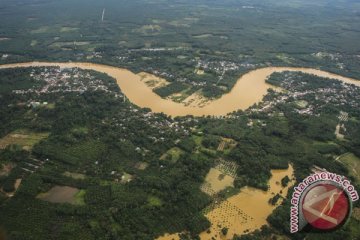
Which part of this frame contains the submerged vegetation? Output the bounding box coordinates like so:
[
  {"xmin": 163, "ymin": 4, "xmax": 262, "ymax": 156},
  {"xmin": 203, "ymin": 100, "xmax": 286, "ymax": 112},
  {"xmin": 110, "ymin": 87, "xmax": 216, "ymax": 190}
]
[{"xmin": 0, "ymin": 66, "xmax": 359, "ymax": 239}]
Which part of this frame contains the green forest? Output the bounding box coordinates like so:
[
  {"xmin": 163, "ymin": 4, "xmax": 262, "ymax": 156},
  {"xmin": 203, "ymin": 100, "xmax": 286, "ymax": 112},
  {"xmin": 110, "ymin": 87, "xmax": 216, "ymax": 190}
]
[
  {"xmin": 1, "ymin": 0, "xmax": 360, "ymax": 99},
  {"xmin": 0, "ymin": 66, "xmax": 359, "ymax": 239},
  {"xmin": 0, "ymin": 0, "xmax": 360, "ymax": 240}
]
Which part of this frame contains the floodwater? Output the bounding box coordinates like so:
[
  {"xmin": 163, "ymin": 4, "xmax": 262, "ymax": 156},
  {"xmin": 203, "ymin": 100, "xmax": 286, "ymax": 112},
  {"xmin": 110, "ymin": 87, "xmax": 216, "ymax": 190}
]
[
  {"xmin": 199, "ymin": 165, "xmax": 295, "ymax": 240},
  {"xmin": 203, "ymin": 168, "xmax": 234, "ymax": 194},
  {"xmin": 156, "ymin": 233, "xmax": 180, "ymax": 240},
  {"xmin": 156, "ymin": 165, "xmax": 294, "ymax": 240},
  {"xmin": 0, "ymin": 62, "xmax": 359, "ymax": 118}
]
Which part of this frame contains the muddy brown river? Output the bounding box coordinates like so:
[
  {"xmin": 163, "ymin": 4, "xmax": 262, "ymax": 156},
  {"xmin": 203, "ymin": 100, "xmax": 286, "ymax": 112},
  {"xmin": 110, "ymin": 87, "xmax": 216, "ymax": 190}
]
[
  {"xmin": 1, "ymin": 62, "xmax": 358, "ymax": 238},
  {"xmin": 1, "ymin": 62, "xmax": 359, "ymax": 117}
]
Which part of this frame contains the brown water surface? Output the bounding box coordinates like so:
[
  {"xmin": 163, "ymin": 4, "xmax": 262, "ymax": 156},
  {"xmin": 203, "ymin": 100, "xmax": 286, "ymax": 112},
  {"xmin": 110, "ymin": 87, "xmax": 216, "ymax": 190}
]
[
  {"xmin": 199, "ymin": 165, "xmax": 295, "ymax": 239},
  {"xmin": 1, "ymin": 62, "xmax": 359, "ymax": 117}
]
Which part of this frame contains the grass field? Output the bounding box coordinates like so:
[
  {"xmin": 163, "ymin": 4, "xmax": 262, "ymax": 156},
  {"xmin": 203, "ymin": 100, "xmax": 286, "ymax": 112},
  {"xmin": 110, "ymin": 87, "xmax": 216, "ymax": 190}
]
[
  {"xmin": 74, "ymin": 189, "xmax": 86, "ymax": 205},
  {"xmin": 338, "ymin": 153, "xmax": 360, "ymax": 183},
  {"xmin": 0, "ymin": 129, "xmax": 49, "ymax": 150},
  {"xmin": 160, "ymin": 147, "xmax": 183, "ymax": 163},
  {"xmin": 63, "ymin": 171, "xmax": 86, "ymax": 180},
  {"xmin": 192, "ymin": 135, "xmax": 203, "ymax": 146},
  {"xmin": 148, "ymin": 196, "xmax": 163, "ymax": 207}
]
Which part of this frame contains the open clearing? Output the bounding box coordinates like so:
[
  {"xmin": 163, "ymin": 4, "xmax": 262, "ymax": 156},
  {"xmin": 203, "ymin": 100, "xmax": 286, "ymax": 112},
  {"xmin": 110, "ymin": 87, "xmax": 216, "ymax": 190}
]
[
  {"xmin": 63, "ymin": 171, "xmax": 86, "ymax": 180},
  {"xmin": 337, "ymin": 153, "xmax": 360, "ymax": 182},
  {"xmin": 193, "ymin": 34, "xmax": 213, "ymax": 39},
  {"xmin": 120, "ymin": 173, "xmax": 133, "ymax": 184},
  {"xmin": 135, "ymin": 162, "xmax": 149, "ymax": 170},
  {"xmin": 160, "ymin": 147, "xmax": 183, "ymax": 162},
  {"xmin": 37, "ymin": 186, "xmax": 84, "ymax": 205},
  {"xmin": 195, "ymin": 69, "xmax": 205, "ymax": 75},
  {"xmin": 30, "ymin": 26, "xmax": 49, "ymax": 34},
  {"xmin": 133, "ymin": 25, "xmax": 162, "ymax": 34},
  {"xmin": 0, "ymin": 129, "xmax": 49, "ymax": 150},
  {"xmin": 354, "ymin": 208, "xmax": 360, "ymax": 221},
  {"xmin": 0, "ymin": 163, "xmax": 14, "ymax": 177},
  {"xmin": 295, "ymin": 100, "xmax": 308, "ymax": 108},
  {"xmin": 147, "ymin": 196, "xmax": 163, "ymax": 207},
  {"xmin": 335, "ymin": 124, "xmax": 345, "ymax": 140},
  {"xmin": 217, "ymin": 138, "xmax": 237, "ymax": 153},
  {"xmin": 1, "ymin": 179, "xmax": 22, "ymax": 197},
  {"xmin": 50, "ymin": 41, "xmax": 90, "ymax": 48},
  {"xmin": 30, "ymin": 40, "xmax": 38, "ymax": 47},
  {"xmin": 60, "ymin": 27, "xmax": 79, "ymax": 32}
]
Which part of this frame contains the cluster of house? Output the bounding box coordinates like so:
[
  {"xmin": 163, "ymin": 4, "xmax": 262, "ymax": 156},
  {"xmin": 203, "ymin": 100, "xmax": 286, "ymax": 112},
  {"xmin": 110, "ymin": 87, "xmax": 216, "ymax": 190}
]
[
  {"xmin": 251, "ymin": 74, "xmax": 360, "ymax": 116},
  {"xmin": 103, "ymin": 105, "xmax": 192, "ymax": 147},
  {"xmin": 13, "ymin": 67, "xmax": 119, "ymax": 97}
]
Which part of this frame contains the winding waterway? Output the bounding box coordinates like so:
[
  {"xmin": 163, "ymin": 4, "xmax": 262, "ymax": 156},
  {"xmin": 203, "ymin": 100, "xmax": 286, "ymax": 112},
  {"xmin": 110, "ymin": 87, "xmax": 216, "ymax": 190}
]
[
  {"xmin": 1, "ymin": 62, "xmax": 359, "ymax": 238},
  {"xmin": 0, "ymin": 62, "xmax": 359, "ymax": 117}
]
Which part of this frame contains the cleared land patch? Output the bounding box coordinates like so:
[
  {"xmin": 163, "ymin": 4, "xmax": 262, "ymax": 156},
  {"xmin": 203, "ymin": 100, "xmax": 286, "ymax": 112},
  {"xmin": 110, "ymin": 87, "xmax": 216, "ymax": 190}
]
[
  {"xmin": 37, "ymin": 186, "xmax": 83, "ymax": 205},
  {"xmin": 160, "ymin": 147, "xmax": 183, "ymax": 163},
  {"xmin": 193, "ymin": 34, "xmax": 213, "ymax": 39},
  {"xmin": 120, "ymin": 173, "xmax": 133, "ymax": 184},
  {"xmin": 0, "ymin": 129, "xmax": 49, "ymax": 150},
  {"xmin": 30, "ymin": 40, "xmax": 38, "ymax": 47},
  {"xmin": 147, "ymin": 196, "xmax": 163, "ymax": 207},
  {"xmin": 60, "ymin": 27, "xmax": 79, "ymax": 32},
  {"xmin": 0, "ymin": 163, "xmax": 14, "ymax": 177},
  {"xmin": 30, "ymin": 26, "xmax": 49, "ymax": 34},
  {"xmin": 50, "ymin": 41, "xmax": 90, "ymax": 48},
  {"xmin": 133, "ymin": 25, "xmax": 162, "ymax": 34},
  {"xmin": 63, "ymin": 171, "xmax": 86, "ymax": 180},
  {"xmin": 135, "ymin": 162, "xmax": 149, "ymax": 170},
  {"xmin": 337, "ymin": 153, "xmax": 360, "ymax": 182},
  {"xmin": 1, "ymin": 178, "xmax": 22, "ymax": 197},
  {"xmin": 217, "ymin": 138, "xmax": 237, "ymax": 153}
]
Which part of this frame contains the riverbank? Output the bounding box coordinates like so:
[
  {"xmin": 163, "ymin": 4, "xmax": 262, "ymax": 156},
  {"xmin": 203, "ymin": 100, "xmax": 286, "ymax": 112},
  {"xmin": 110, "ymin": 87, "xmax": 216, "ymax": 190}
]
[{"xmin": 1, "ymin": 62, "xmax": 359, "ymax": 117}]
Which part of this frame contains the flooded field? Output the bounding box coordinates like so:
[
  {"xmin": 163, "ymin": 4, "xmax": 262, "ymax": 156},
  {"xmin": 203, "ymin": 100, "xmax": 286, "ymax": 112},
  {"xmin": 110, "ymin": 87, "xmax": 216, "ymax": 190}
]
[
  {"xmin": 157, "ymin": 233, "xmax": 180, "ymax": 240},
  {"xmin": 0, "ymin": 62, "xmax": 359, "ymax": 117},
  {"xmin": 199, "ymin": 165, "xmax": 295, "ymax": 239},
  {"xmin": 37, "ymin": 186, "xmax": 81, "ymax": 204},
  {"xmin": 183, "ymin": 91, "xmax": 210, "ymax": 108},
  {"xmin": 201, "ymin": 168, "xmax": 234, "ymax": 195},
  {"xmin": 138, "ymin": 72, "xmax": 169, "ymax": 89}
]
